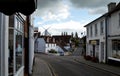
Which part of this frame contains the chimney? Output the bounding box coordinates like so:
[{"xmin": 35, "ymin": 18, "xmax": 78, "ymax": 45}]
[{"xmin": 108, "ymin": 2, "xmax": 116, "ymax": 12}]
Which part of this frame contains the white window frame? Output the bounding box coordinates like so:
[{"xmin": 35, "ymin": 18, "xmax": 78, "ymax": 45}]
[
  {"xmin": 9, "ymin": 15, "xmax": 24, "ymax": 76},
  {"xmin": 95, "ymin": 24, "xmax": 97, "ymax": 36},
  {"xmin": 119, "ymin": 13, "xmax": 120, "ymax": 27},
  {"xmin": 100, "ymin": 21, "xmax": 104, "ymax": 35}
]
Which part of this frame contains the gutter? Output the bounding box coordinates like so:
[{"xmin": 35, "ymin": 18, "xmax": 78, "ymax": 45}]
[{"xmin": 105, "ymin": 15, "xmax": 108, "ymax": 63}]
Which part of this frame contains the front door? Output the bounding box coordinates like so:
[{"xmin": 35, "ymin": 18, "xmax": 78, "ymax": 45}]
[
  {"xmin": 93, "ymin": 45, "xmax": 95, "ymax": 57},
  {"xmin": 101, "ymin": 42, "xmax": 104, "ymax": 62}
]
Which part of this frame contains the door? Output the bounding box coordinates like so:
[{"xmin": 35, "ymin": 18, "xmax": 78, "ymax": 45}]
[
  {"xmin": 93, "ymin": 45, "xmax": 95, "ymax": 57},
  {"xmin": 101, "ymin": 42, "xmax": 104, "ymax": 62}
]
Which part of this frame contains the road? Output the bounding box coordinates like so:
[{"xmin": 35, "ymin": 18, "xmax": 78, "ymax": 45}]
[{"xmin": 36, "ymin": 54, "xmax": 117, "ymax": 76}]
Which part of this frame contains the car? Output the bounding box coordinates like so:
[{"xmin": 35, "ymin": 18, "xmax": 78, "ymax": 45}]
[{"xmin": 59, "ymin": 51, "xmax": 64, "ymax": 56}]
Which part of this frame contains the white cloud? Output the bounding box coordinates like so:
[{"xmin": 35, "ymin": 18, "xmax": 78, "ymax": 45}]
[
  {"xmin": 33, "ymin": 0, "xmax": 70, "ymax": 21},
  {"xmin": 41, "ymin": 5, "xmax": 70, "ymax": 21},
  {"xmin": 38, "ymin": 20, "xmax": 87, "ymax": 37},
  {"xmin": 69, "ymin": 0, "xmax": 120, "ymax": 14}
]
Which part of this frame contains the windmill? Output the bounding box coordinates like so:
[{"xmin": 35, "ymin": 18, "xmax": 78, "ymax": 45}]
[{"xmin": 42, "ymin": 26, "xmax": 51, "ymax": 36}]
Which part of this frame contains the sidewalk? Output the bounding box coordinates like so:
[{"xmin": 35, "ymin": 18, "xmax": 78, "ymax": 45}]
[
  {"xmin": 74, "ymin": 56, "xmax": 120, "ymax": 76},
  {"xmin": 32, "ymin": 55, "xmax": 52, "ymax": 76}
]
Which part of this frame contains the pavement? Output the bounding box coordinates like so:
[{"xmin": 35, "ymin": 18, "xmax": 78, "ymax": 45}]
[
  {"xmin": 74, "ymin": 56, "xmax": 120, "ymax": 76},
  {"xmin": 32, "ymin": 54, "xmax": 120, "ymax": 76},
  {"xmin": 32, "ymin": 55, "xmax": 52, "ymax": 76}
]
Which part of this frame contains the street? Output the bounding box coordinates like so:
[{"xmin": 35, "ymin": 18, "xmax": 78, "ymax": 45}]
[{"xmin": 35, "ymin": 54, "xmax": 118, "ymax": 76}]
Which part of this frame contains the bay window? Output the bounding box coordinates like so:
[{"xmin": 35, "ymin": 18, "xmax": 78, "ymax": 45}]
[
  {"xmin": 9, "ymin": 14, "xmax": 24, "ymax": 76},
  {"xmin": 112, "ymin": 39, "xmax": 120, "ymax": 59}
]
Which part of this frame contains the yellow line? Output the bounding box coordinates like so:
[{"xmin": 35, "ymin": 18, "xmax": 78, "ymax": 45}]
[{"xmin": 47, "ymin": 62, "xmax": 58, "ymax": 76}]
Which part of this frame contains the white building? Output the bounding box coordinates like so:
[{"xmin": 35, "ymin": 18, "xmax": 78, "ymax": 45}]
[
  {"xmin": 35, "ymin": 38, "xmax": 46, "ymax": 53},
  {"xmin": 0, "ymin": 1, "xmax": 36, "ymax": 76},
  {"xmin": 85, "ymin": 14, "xmax": 106, "ymax": 62},
  {"xmin": 107, "ymin": 2, "xmax": 120, "ymax": 64},
  {"xmin": 85, "ymin": 2, "xmax": 120, "ymax": 64}
]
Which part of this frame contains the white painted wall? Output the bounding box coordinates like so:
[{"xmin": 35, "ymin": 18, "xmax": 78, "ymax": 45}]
[
  {"xmin": 108, "ymin": 10, "xmax": 120, "ymax": 36},
  {"xmin": 86, "ymin": 16, "xmax": 106, "ymax": 62},
  {"xmin": 35, "ymin": 38, "xmax": 46, "ymax": 53},
  {"xmin": 107, "ymin": 10, "xmax": 120, "ymax": 59},
  {"xmin": 46, "ymin": 43, "xmax": 56, "ymax": 53},
  {"xmin": 0, "ymin": 13, "xmax": 9, "ymax": 76},
  {"xmin": 29, "ymin": 26, "xmax": 34, "ymax": 75}
]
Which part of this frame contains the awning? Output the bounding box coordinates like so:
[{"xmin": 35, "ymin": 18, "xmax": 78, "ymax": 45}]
[{"xmin": 0, "ymin": 0, "xmax": 37, "ymax": 15}]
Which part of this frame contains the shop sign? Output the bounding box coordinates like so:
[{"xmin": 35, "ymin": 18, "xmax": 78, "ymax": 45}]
[{"xmin": 91, "ymin": 40, "xmax": 97, "ymax": 45}]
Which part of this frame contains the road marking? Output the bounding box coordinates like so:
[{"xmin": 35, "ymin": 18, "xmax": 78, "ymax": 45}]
[{"xmin": 47, "ymin": 62, "xmax": 58, "ymax": 76}]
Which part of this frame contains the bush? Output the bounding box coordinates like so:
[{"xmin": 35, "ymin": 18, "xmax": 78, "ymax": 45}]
[
  {"xmin": 91, "ymin": 57, "xmax": 98, "ymax": 62},
  {"xmin": 49, "ymin": 49, "xmax": 57, "ymax": 53},
  {"xmin": 84, "ymin": 55, "xmax": 92, "ymax": 60}
]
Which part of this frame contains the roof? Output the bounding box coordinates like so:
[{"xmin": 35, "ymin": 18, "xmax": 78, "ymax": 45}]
[
  {"xmin": 84, "ymin": 13, "xmax": 107, "ymax": 27},
  {"xmin": 0, "ymin": 0, "xmax": 37, "ymax": 15}
]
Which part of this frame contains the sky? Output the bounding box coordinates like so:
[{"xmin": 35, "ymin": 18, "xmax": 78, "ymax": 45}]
[{"xmin": 32, "ymin": 0, "xmax": 120, "ymax": 37}]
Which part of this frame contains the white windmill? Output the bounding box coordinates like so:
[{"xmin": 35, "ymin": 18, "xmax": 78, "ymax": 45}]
[{"xmin": 42, "ymin": 26, "xmax": 51, "ymax": 36}]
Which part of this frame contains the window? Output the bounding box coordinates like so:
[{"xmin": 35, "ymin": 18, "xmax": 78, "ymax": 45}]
[
  {"xmin": 100, "ymin": 21, "xmax": 104, "ymax": 34},
  {"xmin": 119, "ymin": 13, "xmax": 120, "ymax": 26},
  {"xmin": 112, "ymin": 40, "xmax": 120, "ymax": 59},
  {"xmin": 9, "ymin": 14, "xmax": 24, "ymax": 75},
  {"xmin": 90, "ymin": 26, "xmax": 92, "ymax": 37},
  {"xmin": 87, "ymin": 27, "xmax": 89, "ymax": 37},
  {"xmin": 95, "ymin": 24, "xmax": 97, "ymax": 36}
]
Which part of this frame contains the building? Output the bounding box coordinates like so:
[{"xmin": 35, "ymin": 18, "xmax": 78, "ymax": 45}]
[
  {"xmin": 52, "ymin": 35, "xmax": 72, "ymax": 52},
  {"xmin": 107, "ymin": 2, "xmax": 120, "ymax": 65},
  {"xmin": 85, "ymin": 2, "xmax": 120, "ymax": 64},
  {"xmin": 85, "ymin": 14, "xmax": 107, "ymax": 63},
  {"xmin": 35, "ymin": 38, "xmax": 46, "ymax": 53},
  {"xmin": 0, "ymin": 0, "xmax": 37, "ymax": 76},
  {"xmin": 9, "ymin": 13, "xmax": 26, "ymax": 76}
]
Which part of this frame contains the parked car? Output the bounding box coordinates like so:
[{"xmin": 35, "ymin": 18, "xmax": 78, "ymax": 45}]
[{"xmin": 59, "ymin": 51, "xmax": 64, "ymax": 56}]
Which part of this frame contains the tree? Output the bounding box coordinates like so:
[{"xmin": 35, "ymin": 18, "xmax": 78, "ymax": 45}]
[
  {"xmin": 75, "ymin": 32, "xmax": 78, "ymax": 38},
  {"xmin": 71, "ymin": 32, "xmax": 74, "ymax": 38}
]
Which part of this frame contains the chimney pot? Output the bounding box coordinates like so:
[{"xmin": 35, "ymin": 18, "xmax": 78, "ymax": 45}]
[{"xmin": 108, "ymin": 2, "xmax": 116, "ymax": 12}]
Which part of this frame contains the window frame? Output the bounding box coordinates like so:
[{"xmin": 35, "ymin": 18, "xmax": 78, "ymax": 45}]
[
  {"xmin": 95, "ymin": 23, "xmax": 97, "ymax": 36},
  {"xmin": 119, "ymin": 13, "xmax": 120, "ymax": 27},
  {"xmin": 100, "ymin": 21, "xmax": 104, "ymax": 35},
  {"xmin": 90, "ymin": 26, "xmax": 92, "ymax": 37},
  {"xmin": 8, "ymin": 14, "xmax": 24, "ymax": 75}
]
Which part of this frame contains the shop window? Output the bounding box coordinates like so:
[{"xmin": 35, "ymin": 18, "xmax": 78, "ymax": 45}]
[
  {"xmin": 112, "ymin": 40, "xmax": 120, "ymax": 59},
  {"xmin": 9, "ymin": 29, "xmax": 14, "ymax": 76},
  {"xmin": 15, "ymin": 31, "xmax": 23, "ymax": 71},
  {"xmin": 9, "ymin": 14, "xmax": 24, "ymax": 76}
]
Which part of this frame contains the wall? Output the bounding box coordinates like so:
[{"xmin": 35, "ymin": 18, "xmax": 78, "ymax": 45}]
[
  {"xmin": 0, "ymin": 13, "xmax": 9, "ymax": 76},
  {"xmin": 86, "ymin": 17, "xmax": 106, "ymax": 62},
  {"xmin": 46, "ymin": 43, "xmax": 56, "ymax": 53},
  {"xmin": 36, "ymin": 38, "xmax": 46, "ymax": 52},
  {"xmin": 108, "ymin": 10, "xmax": 120, "ymax": 36},
  {"xmin": 29, "ymin": 25, "xmax": 34, "ymax": 74}
]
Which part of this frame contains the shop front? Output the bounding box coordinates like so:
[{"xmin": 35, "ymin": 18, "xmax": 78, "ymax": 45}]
[
  {"xmin": 108, "ymin": 39, "xmax": 120, "ymax": 66},
  {"xmin": 9, "ymin": 14, "xmax": 25, "ymax": 76},
  {"xmin": 89, "ymin": 40, "xmax": 99, "ymax": 58}
]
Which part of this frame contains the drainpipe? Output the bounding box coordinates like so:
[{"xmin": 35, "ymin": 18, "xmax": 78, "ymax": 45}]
[
  {"xmin": 27, "ymin": 15, "xmax": 30, "ymax": 76},
  {"xmin": 105, "ymin": 15, "xmax": 108, "ymax": 63}
]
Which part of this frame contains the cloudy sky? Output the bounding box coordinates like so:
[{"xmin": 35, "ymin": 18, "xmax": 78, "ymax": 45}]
[{"xmin": 33, "ymin": 0, "xmax": 119, "ymax": 37}]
